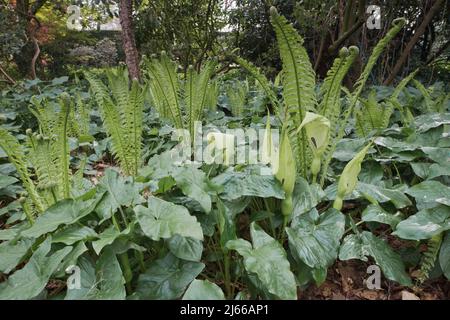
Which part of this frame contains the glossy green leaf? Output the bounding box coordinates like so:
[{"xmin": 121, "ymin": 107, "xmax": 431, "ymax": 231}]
[
  {"xmin": 167, "ymin": 235, "xmax": 203, "ymax": 262},
  {"xmin": 136, "ymin": 253, "xmax": 204, "ymax": 300},
  {"xmin": 0, "ymin": 238, "xmax": 34, "ymax": 273},
  {"xmin": 20, "ymin": 198, "xmax": 100, "ymax": 238},
  {"xmin": 0, "ymin": 174, "xmax": 17, "ymax": 189},
  {"xmin": 414, "ymin": 113, "xmax": 450, "ymax": 133},
  {"xmin": 52, "ymin": 226, "xmax": 98, "ymax": 245},
  {"xmin": 135, "ymin": 197, "xmax": 203, "ymax": 241},
  {"xmin": 393, "ymin": 205, "xmax": 450, "ymax": 240},
  {"xmin": 94, "ymin": 248, "xmax": 126, "ymax": 299},
  {"xmin": 92, "ymin": 223, "xmax": 133, "ymax": 255},
  {"xmin": 333, "ymin": 138, "xmax": 369, "ymax": 162},
  {"xmin": 406, "ymin": 181, "xmax": 450, "ymax": 210},
  {"xmin": 339, "ymin": 231, "xmax": 412, "ymax": 286},
  {"xmin": 362, "ymin": 204, "xmax": 402, "ymax": 228},
  {"xmin": 0, "ymin": 238, "xmax": 72, "ymax": 299},
  {"xmin": 96, "ymin": 168, "xmax": 143, "ymax": 221},
  {"xmin": 287, "ymin": 208, "xmax": 345, "ymax": 269},
  {"xmin": 65, "ymin": 249, "xmax": 126, "ymax": 300},
  {"xmin": 212, "ymin": 172, "xmax": 285, "ymax": 201},
  {"xmin": 226, "ymin": 223, "xmax": 297, "ymax": 300},
  {"xmin": 411, "ymin": 162, "xmax": 450, "ymax": 179},
  {"xmin": 291, "ymin": 178, "xmax": 325, "ymax": 219},
  {"xmin": 357, "ymin": 182, "xmax": 411, "ymax": 209},
  {"xmin": 182, "ymin": 279, "xmax": 225, "ymax": 300},
  {"xmin": 172, "ymin": 166, "xmax": 212, "ymax": 213}
]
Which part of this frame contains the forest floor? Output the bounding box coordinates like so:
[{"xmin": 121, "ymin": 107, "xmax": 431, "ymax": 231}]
[{"xmin": 299, "ymin": 260, "xmax": 449, "ymax": 300}]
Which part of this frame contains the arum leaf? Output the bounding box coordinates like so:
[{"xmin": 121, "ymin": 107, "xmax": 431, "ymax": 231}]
[
  {"xmin": 393, "ymin": 205, "xmax": 450, "ymax": 240},
  {"xmin": 333, "ymin": 138, "xmax": 368, "ymax": 161},
  {"xmin": 414, "ymin": 113, "xmax": 450, "ymax": 133},
  {"xmin": 167, "ymin": 235, "xmax": 203, "ymax": 262},
  {"xmin": 55, "ymin": 241, "xmax": 88, "ymax": 278},
  {"xmin": 136, "ymin": 253, "xmax": 204, "ymax": 300},
  {"xmin": 96, "ymin": 168, "xmax": 143, "ymax": 221},
  {"xmin": 362, "ymin": 204, "xmax": 402, "ymax": 228},
  {"xmin": 357, "ymin": 182, "xmax": 411, "ymax": 209},
  {"xmin": 182, "ymin": 279, "xmax": 225, "ymax": 300},
  {"xmin": 287, "ymin": 208, "xmax": 345, "ymax": 269},
  {"xmin": 0, "ymin": 238, "xmax": 72, "ymax": 299},
  {"xmin": 65, "ymin": 249, "xmax": 126, "ymax": 300},
  {"xmin": 94, "ymin": 248, "xmax": 126, "ymax": 300},
  {"xmin": 0, "ymin": 238, "xmax": 34, "ymax": 273},
  {"xmin": 92, "ymin": 223, "xmax": 133, "ymax": 255},
  {"xmin": 291, "ymin": 177, "xmax": 325, "ymax": 219},
  {"xmin": 172, "ymin": 166, "xmax": 212, "ymax": 213},
  {"xmin": 52, "ymin": 226, "xmax": 98, "ymax": 245},
  {"xmin": 135, "ymin": 197, "xmax": 203, "ymax": 241},
  {"xmin": 226, "ymin": 223, "xmax": 297, "ymax": 300},
  {"xmin": 406, "ymin": 181, "xmax": 450, "ymax": 210},
  {"xmin": 0, "ymin": 174, "xmax": 17, "ymax": 189},
  {"xmin": 20, "ymin": 198, "xmax": 100, "ymax": 238},
  {"xmin": 339, "ymin": 231, "xmax": 412, "ymax": 286},
  {"xmin": 212, "ymin": 172, "xmax": 285, "ymax": 201}
]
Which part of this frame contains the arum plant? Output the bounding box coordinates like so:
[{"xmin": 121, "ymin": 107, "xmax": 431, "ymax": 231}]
[
  {"xmin": 261, "ymin": 112, "xmax": 279, "ymax": 174},
  {"xmin": 275, "ymin": 125, "xmax": 297, "ymax": 223},
  {"xmin": 333, "ymin": 143, "xmax": 372, "ymax": 211},
  {"xmin": 297, "ymin": 112, "xmax": 330, "ymax": 183}
]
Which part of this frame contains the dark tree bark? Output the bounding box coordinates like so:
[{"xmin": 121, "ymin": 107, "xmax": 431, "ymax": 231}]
[
  {"xmin": 118, "ymin": 0, "xmax": 141, "ymax": 81},
  {"xmin": 384, "ymin": 0, "xmax": 445, "ymax": 85},
  {"xmin": 13, "ymin": 0, "xmax": 46, "ymax": 78}
]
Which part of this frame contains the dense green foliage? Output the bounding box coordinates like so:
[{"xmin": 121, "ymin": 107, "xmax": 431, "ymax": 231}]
[{"xmin": 0, "ymin": 6, "xmax": 449, "ymax": 301}]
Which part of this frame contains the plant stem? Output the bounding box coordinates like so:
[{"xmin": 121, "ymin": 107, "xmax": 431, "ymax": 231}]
[
  {"xmin": 223, "ymin": 251, "xmax": 232, "ymax": 299},
  {"xmin": 279, "ymin": 216, "xmax": 288, "ymax": 244},
  {"xmin": 112, "ymin": 213, "xmax": 134, "ymax": 292},
  {"xmin": 119, "ymin": 253, "xmax": 133, "ymax": 294}
]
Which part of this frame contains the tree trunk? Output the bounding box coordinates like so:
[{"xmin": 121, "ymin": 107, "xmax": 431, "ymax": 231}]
[
  {"xmin": 118, "ymin": 0, "xmax": 141, "ymax": 81},
  {"xmin": 384, "ymin": 0, "xmax": 444, "ymax": 85}
]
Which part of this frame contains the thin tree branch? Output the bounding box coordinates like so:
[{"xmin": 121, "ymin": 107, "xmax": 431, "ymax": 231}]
[
  {"xmin": 0, "ymin": 64, "xmax": 16, "ymax": 84},
  {"xmin": 384, "ymin": 0, "xmax": 445, "ymax": 85},
  {"xmin": 328, "ymin": 19, "xmax": 365, "ymax": 54}
]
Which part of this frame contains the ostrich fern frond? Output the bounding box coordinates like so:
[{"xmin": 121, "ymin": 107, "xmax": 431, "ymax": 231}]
[
  {"xmin": 232, "ymin": 56, "xmax": 280, "ymax": 114},
  {"xmin": 145, "ymin": 54, "xmax": 216, "ymax": 136},
  {"xmin": 85, "ymin": 68, "xmax": 144, "ymax": 176},
  {"xmin": 354, "ymin": 91, "xmax": 386, "ymax": 137},
  {"xmin": 28, "ymin": 95, "xmax": 72, "ymax": 199},
  {"xmin": 319, "ymin": 18, "xmax": 406, "ymax": 186},
  {"xmin": 383, "ymin": 68, "xmax": 419, "ymax": 128},
  {"xmin": 417, "ymin": 233, "xmax": 443, "ymax": 285},
  {"xmin": 184, "ymin": 61, "xmax": 217, "ymax": 136},
  {"xmin": 413, "ymin": 79, "xmax": 434, "ymax": 113},
  {"xmin": 145, "ymin": 53, "xmax": 183, "ymax": 128},
  {"xmin": 227, "ymin": 80, "xmax": 247, "ymax": 117},
  {"xmin": 0, "ymin": 128, "xmax": 45, "ymax": 212},
  {"xmin": 270, "ymin": 7, "xmax": 317, "ymax": 178},
  {"xmin": 205, "ymin": 80, "xmax": 219, "ymax": 111},
  {"xmin": 55, "ymin": 95, "xmax": 72, "ymax": 198}
]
